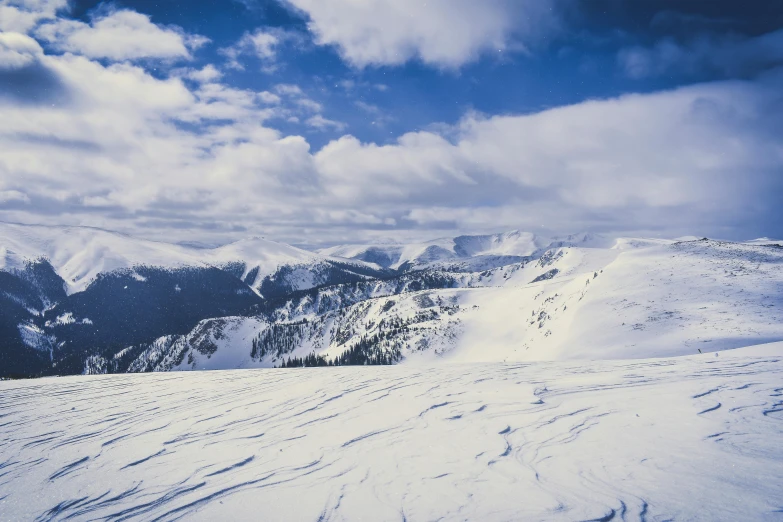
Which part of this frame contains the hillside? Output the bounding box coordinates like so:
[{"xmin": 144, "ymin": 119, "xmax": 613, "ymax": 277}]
[
  {"xmin": 0, "ymin": 223, "xmax": 384, "ymax": 376},
  {"xmin": 88, "ymin": 237, "xmax": 783, "ymax": 374},
  {"xmin": 2, "ymin": 223, "xmax": 782, "ymax": 377}
]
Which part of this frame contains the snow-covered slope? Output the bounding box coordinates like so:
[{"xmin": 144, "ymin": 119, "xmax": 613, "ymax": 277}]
[
  {"xmin": 2, "ymin": 344, "xmax": 781, "ymax": 520},
  {"xmin": 449, "ymin": 238, "xmax": 783, "ymax": 362},
  {"xmin": 0, "ymin": 223, "xmax": 381, "ymax": 297},
  {"xmin": 319, "ymin": 230, "xmax": 549, "ymax": 270},
  {"xmin": 318, "ymin": 243, "xmax": 403, "ymax": 268},
  {"xmin": 4, "ymin": 224, "xmax": 783, "ymax": 377},
  {"xmin": 202, "ymin": 237, "xmax": 367, "ymax": 296},
  {"xmin": 320, "ymin": 231, "xmax": 614, "ymax": 271},
  {"xmin": 0, "ymin": 223, "xmax": 388, "ymax": 376},
  {"xmin": 0, "ymin": 222, "xmax": 205, "ymax": 294},
  {"xmin": 106, "ymin": 237, "xmax": 783, "ymax": 374},
  {"xmin": 311, "ymin": 237, "xmax": 783, "ymax": 364},
  {"xmin": 395, "ymin": 230, "xmax": 546, "ymax": 268},
  {"xmin": 744, "ymin": 237, "xmax": 783, "ymax": 247}
]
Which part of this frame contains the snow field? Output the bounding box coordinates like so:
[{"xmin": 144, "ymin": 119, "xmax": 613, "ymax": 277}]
[{"xmin": 1, "ymin": 343, "xmax": 781, "ymax": 521}]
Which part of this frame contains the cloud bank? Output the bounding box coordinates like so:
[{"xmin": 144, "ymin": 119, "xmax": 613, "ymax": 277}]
[{"xmin": 0, "ymin": 0, "xmax": 781, "ymax": 246}]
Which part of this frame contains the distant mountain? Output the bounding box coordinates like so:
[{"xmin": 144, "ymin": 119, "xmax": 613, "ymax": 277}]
[
  {"xmin": 0, "ymin": 222, "xmax": 205, "ymax": 295},
  {"xmin": 198, "ymin": 236, "xmax": 388, "ymax": 299},
  {"xmin": 320, "ymin": 230, "xmax": 561, "ymax": 271},
  {"xmin": 0, "ymin": 223, "xmax": 384, "ymax": 297},
  {"xmin": 2, "ymin": 223, "xmax": 782, "ymax": 378},
  {"xmin": 0, "ymin": 222, "xmax": 387, "ymax": 377}
]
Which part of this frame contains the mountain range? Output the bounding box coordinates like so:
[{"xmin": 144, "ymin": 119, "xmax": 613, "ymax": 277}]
[{"xmin": 1, "ymin": 221, "xmax": 782, "ymax": 378}]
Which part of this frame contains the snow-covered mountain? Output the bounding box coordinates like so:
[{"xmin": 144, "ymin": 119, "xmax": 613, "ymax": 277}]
[
  {"xmin": 0, "ymin": 222, "xmax": 382, "ymax": 297},
  {"xmin": 120, "ymin": 236, "xmax": 782, "ymax": 374},
  {"xmin": 318, "ymin": 230, "xmax": 602, "ymax": 271},
  {"xmin": 2, "ymin": 223, "xmax": 782, "ymax": 378},
  {"xmin": 0, "ymin": 222, "xmax": 205, "ymax": 295},
  {"xmin": 0, "ymin": 222, "xmax": 386, "ymax": 376}
]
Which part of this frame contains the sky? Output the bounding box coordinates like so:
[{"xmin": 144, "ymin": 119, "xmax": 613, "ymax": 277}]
[{"xmin": 0, "ymin": 0, "xmax": 782, "ymax": 248}]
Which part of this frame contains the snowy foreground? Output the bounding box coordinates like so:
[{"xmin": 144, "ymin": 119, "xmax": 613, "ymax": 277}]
[{"xmin": 1, "ymin": 345, "xmax": 782, "ymax": 521}]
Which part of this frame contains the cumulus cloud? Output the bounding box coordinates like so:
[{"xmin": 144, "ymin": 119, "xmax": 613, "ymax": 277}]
[
  {"xmin": 35, "ymin": 9, "xmax": 209, "ymax": 61},
  {"xmin": 257, "ymin": 90, "xmax": 281, "ymax": 104},
  {"xmin": 0, "ymin": 31, "xmax": 42, "ymax": 68},
  {"xmin": 179, "ymin": 64, "xmax": 223, "ymax": 83},
  {"xmin": 315, "ymin": 76, "xmax": 783, "ymax": 238},
  {"xmin": 1, "ymin": 3, "xmax": 782, "ymax": 246},
  {"xmin": 2, "ymin": 38, "xmax": 782, "ymax": 245},
  {"xmin": 0, "ymin": 0, "xmax": 66, "ymax": 33},
  {"xmin": 281, "ymin": 0, "xmax": 557, "ymax": 68},
  {"xmin": 619, "ymin": 28, "xmax": 783, "ymax": 79}
]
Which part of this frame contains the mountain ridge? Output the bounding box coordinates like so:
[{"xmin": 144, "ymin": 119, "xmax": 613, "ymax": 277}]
[{"xmin": 2, "ymin": 222, "xmax": 782, "ymax": 378}]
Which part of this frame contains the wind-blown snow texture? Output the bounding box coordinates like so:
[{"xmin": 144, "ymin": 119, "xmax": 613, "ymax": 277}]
[{"xmin": 0, "ymin": 344, "xmax": 781, "ymax": 521}]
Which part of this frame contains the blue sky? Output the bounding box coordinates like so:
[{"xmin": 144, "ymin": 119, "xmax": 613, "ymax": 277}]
[{"xmin": 0, "ymin": 0, "xmax": 782, "ymax": 247}]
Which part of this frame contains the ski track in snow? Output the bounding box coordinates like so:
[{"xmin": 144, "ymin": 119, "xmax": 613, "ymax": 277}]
[{"xmin": 1, "ymin": 349, "xmax": 782, "ymax": 521}]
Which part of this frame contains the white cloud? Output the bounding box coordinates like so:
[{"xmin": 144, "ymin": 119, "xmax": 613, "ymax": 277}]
[
  {"xmin": 315, "ymin": 132, "xmax": 470, "ymax": 201},
  {"xmin": 180, "ymin": 64, "xmax": 223, "ymax": 83},
  {"xmin": 0, "ymin": 190, "xmax": 30, "ymax": 203},
  {"xmin": 258, "ymin": 91, "xmax": 281, "ymax": 104},
  {"xmin": 35, "ymin": 9, "xmax": 208, "ymax": 61},
  {"xmin": 305, "ymin": 114, "xmax": 345, "ymax": 132},
  {"xmin": 282, "ymin": 0, "xmax": 557, "ymax": 68},
  {"xmin": 184, "ymin": 82, "xmax": 280, "ymax": 122},
  {"xmin": 0, "ymin": 31, "xmax": 42, "ymax": 68},
  {"xmin": 1, "ymin": 6, "xmax": 782, "ymax": 246},
  {"xmin": 355, "ymin": 101, "xmax": 380, "ymax": 114},
  {"xmin": 220, "ymin": 28, "xmax": 297, "ymax": 71},
  {"xmin": 0, "ymin": 0, "xmax": 66, "ymax": 33},
  {"xmin": 272, "ymin": 82, "xmax": 325, "ymax": 115},
  {"xmin": 337, "ymin": 79, "xmax": 354, "ymax": 91},
  {"xmin": 274, "ymin": 83, "xmax": 303, "ymax": 96},
  {"xmin": 355, "ymin": 101, "xmax": 393, "ymax": 127},
  {"xmin": 296, "ymin": 97, "xmax": 322, "ymax": 113},
  {"xmin": 244, "ymin": 30, "xmax": 277, "ymax": 59},
  {"xmin": 313, "ymin": 77, "xmax": 783, "ymax": 236}
]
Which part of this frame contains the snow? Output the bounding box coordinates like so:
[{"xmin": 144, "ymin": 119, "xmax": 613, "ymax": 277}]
[
  {"xmin": 268, "ymin": 239, "xmax": 783, "ymax": 366},
  {"xmin": 745, "ymin": 237, "xmax": 783, "ymax": 246},
  {"xmin": 0, "ymin": 224, "xmax": 373, "ymax": 296},
  {"xmin": 0, "ymin": 222, "xmax": 205, "ymax": 294},
  {"xmin": 390, "ymin": 230, "xmax": 549, "ymax": 269},
  {"xmin": 418, "ymin": 239, "xmax": 783, "ymax": 363},
  {"xmin": 48, "ymin": 313, "xmax": 75, "ymax": 326},
  {"xmin": 111, "ymin": 237, "xmax": 783, "ymax": 372},
  {"xmin": 169, "ymin": 316, "xmax": 269, "ymax": 372},
  {"xmin": 319, "ymin": 230, "xmax": 551, "ymax": 270},
  {"xmin": 5, "ymin": 224, "xmax": 783, "ymax": 374},
  {"xmin": 3, "ymin": 225, "xmax": 781, "ymax": 518},
  {"xmin": 319, "ymin": 243, "xmax": 404, "ymax": 267},
  {"xmin": 0, "ymin": 343, "xmax": 781, "ymax": 520},
  {"xmin": 203, "ymin": 237, "xmax": 322, "ymax": 289},
  {"xmin": 16, "ymin": 322, "xmax": 55, "ymax": 353}
]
